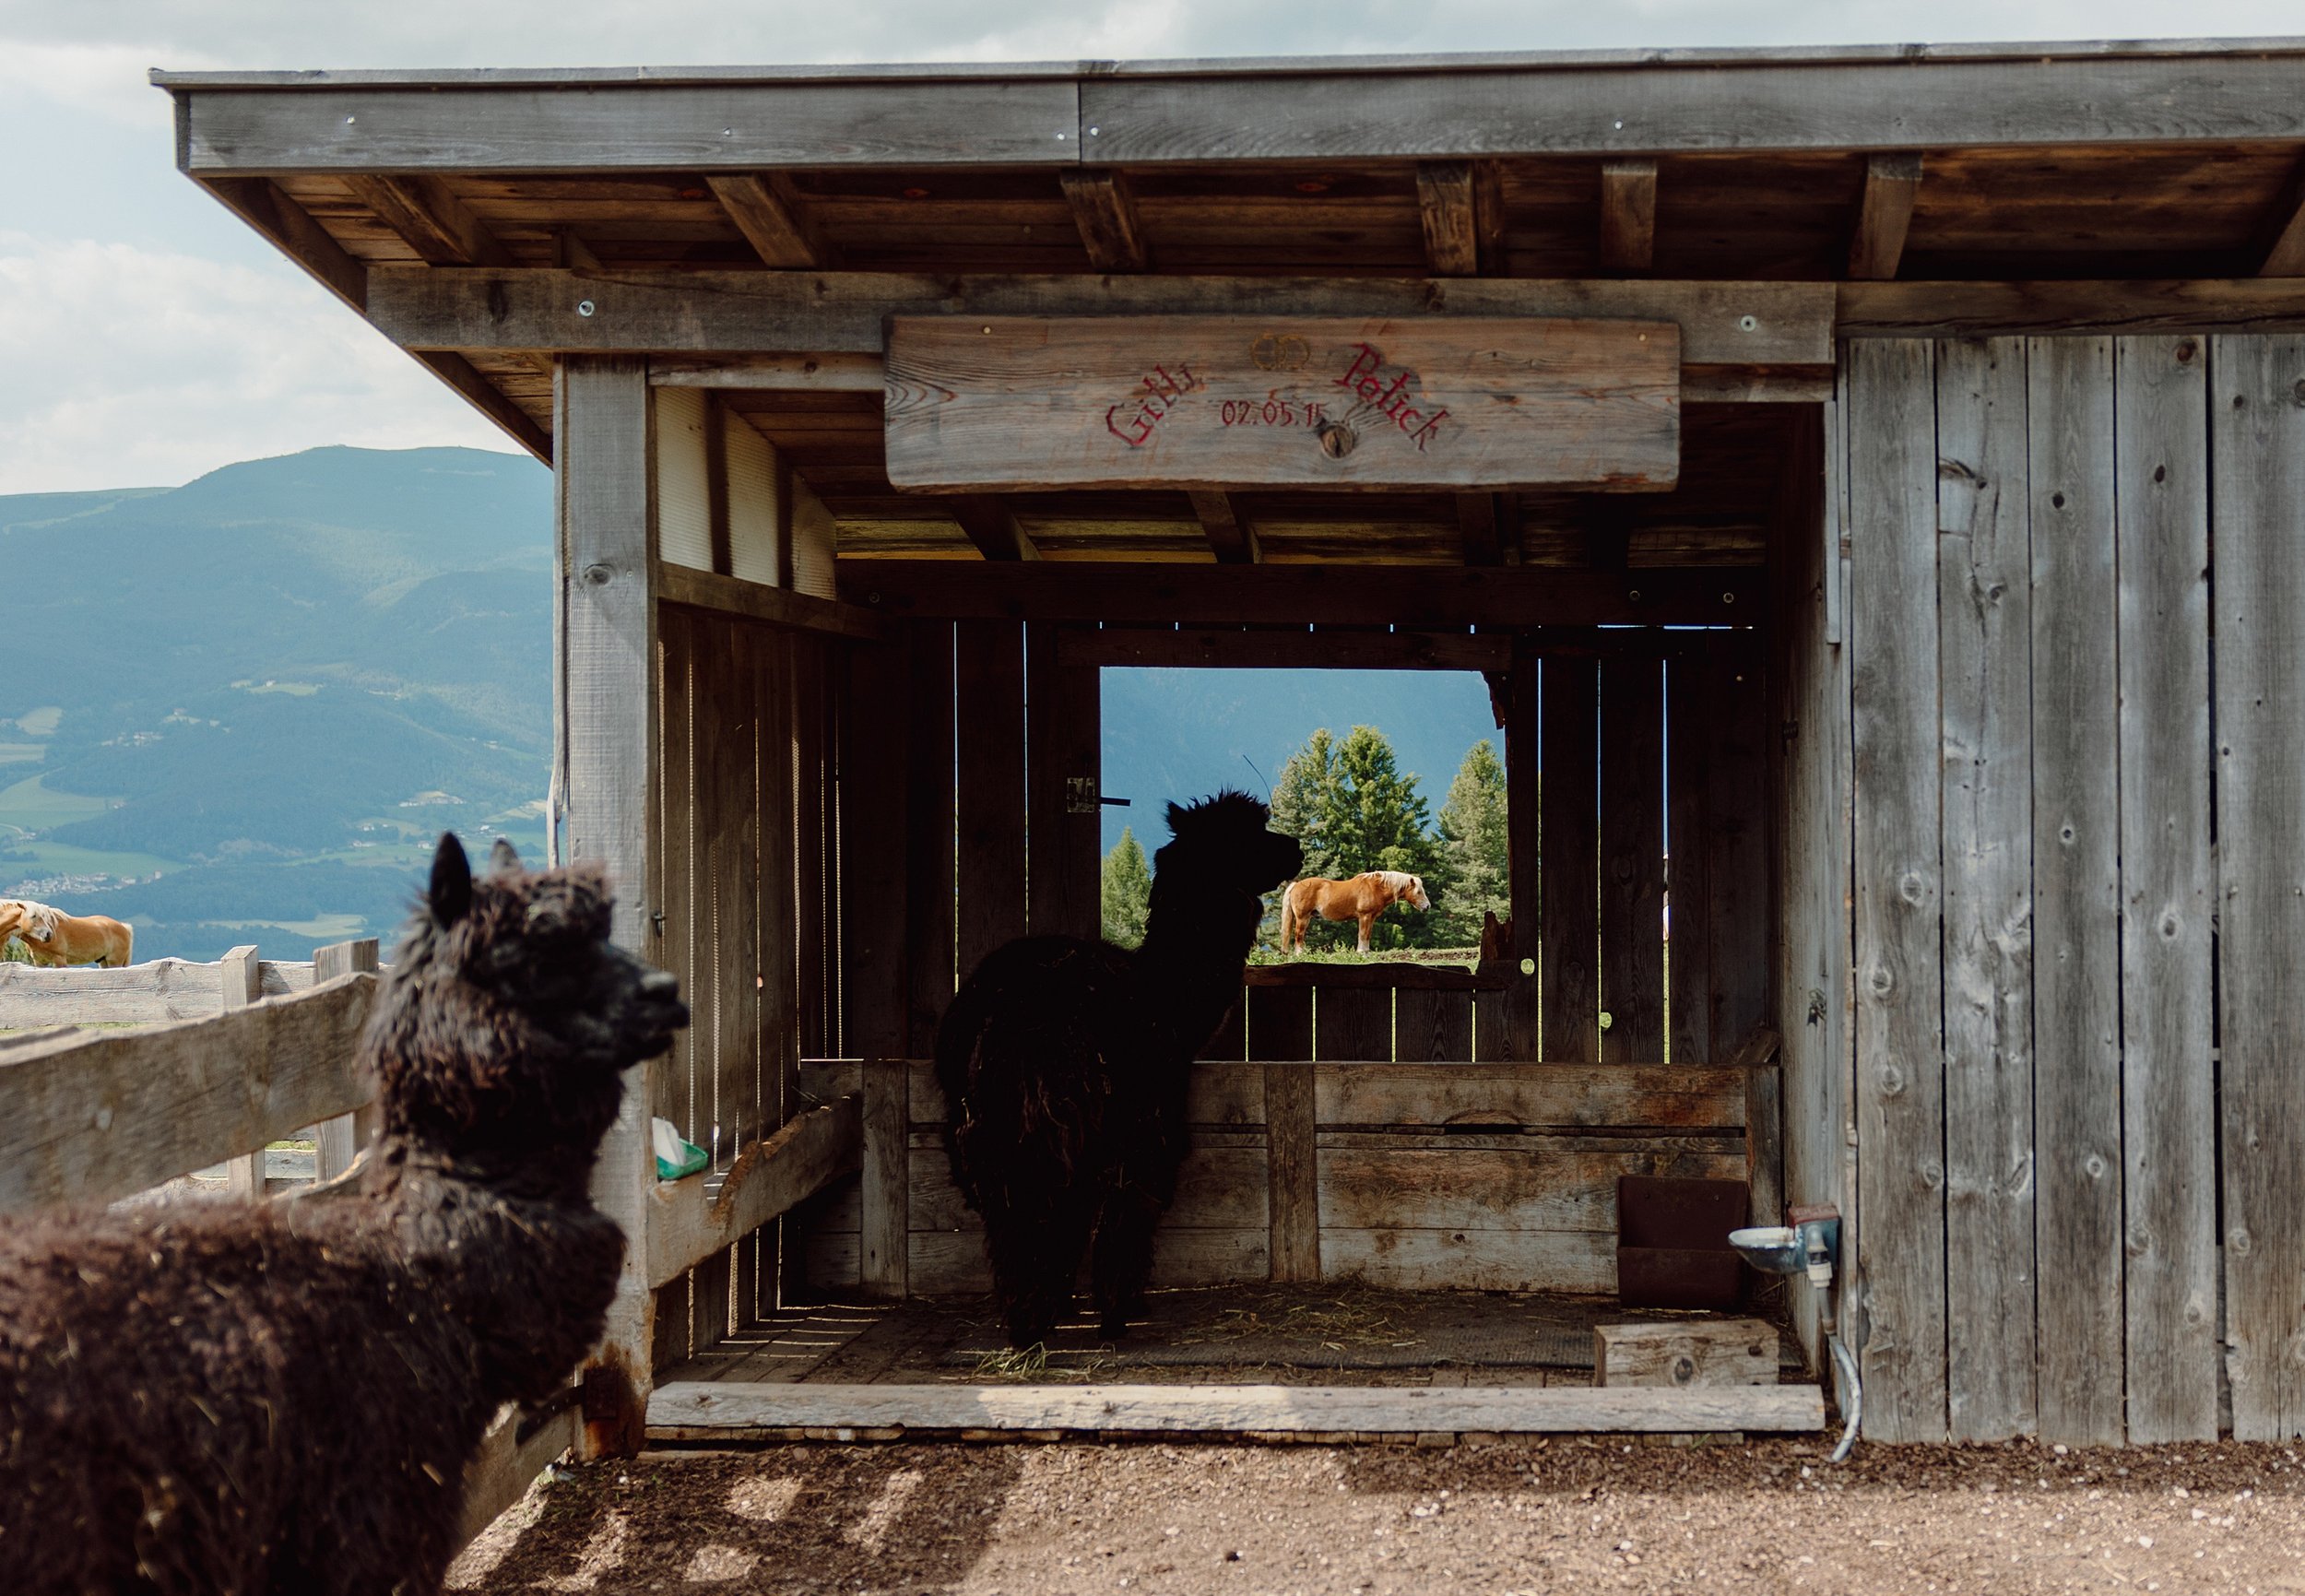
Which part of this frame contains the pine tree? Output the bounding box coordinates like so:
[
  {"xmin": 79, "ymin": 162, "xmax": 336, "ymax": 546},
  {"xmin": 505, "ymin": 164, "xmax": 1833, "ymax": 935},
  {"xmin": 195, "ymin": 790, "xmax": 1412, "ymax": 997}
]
[
  {"xmin": 1435, "ymin": 739, "xmax": 1510, "ymax": 944},
  {"xmin": 1269, "ymin": 727, "xmax": 1341, "ymax": 880},
  {"xmin": 1099, "ymin": 826, "xmax": 1153, "ymax": 947}
]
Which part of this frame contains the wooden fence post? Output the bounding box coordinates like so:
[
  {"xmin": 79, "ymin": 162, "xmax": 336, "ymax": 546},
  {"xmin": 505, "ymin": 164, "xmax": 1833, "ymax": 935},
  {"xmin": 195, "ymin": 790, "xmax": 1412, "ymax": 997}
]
[
  {"xmin": 313, "ymin": 938, "xmax": 382, "ymax": 1180},
  {"xmin": 220, "ymin": 944, "xmax": 264, "ymax": 1197}
]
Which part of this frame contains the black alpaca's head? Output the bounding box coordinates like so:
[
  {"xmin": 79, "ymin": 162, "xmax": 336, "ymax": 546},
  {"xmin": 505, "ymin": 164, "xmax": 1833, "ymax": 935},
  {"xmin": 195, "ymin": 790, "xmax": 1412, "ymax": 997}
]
[
  {"xmin": 1148, "ymin": 790, "xmax": 1303, "ymax": 933},
  {"xmin": 364, "ymin": 833, "xmax": 688, "ymax": 1184}
]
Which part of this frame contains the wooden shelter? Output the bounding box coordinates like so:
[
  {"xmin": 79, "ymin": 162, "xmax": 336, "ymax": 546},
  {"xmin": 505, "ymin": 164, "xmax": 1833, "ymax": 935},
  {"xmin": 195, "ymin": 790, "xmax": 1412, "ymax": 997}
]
[{"xmin": 156, "ymin": 39, "xmax": 2305, "ymax": 1449}]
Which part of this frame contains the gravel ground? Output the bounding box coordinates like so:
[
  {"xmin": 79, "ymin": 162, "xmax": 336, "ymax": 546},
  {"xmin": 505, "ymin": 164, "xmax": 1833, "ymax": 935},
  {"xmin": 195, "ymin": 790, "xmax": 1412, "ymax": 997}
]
[{"xmin": 452, "ymin": 1436, "xmax": 2305, "ymax": 1594}]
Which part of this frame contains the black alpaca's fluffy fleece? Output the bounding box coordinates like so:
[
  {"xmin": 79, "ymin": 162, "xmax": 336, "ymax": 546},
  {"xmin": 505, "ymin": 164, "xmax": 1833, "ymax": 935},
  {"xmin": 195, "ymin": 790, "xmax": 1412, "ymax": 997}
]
[
  {"xmin": 937, "ymin": 790, "xmax": 1302, "ymax": 1347},
  {"xmin": 0, "ymin": 834, "xmax": 685, "ymax": 1596}
]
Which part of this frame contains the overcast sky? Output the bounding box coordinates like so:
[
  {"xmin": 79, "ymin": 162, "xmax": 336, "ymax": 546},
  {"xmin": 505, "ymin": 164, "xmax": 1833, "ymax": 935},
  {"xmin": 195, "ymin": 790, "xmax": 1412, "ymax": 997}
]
[{"xmin": 4, "ymin": 1, "xmax": 2301, "ymax": 494}]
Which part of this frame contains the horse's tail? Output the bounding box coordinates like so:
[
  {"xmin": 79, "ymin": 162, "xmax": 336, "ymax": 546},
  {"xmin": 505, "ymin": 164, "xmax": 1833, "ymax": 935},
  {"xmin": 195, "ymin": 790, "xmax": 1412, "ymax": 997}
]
[{"xmin": 1279, "ymin": 882, "xmax": 1300, "ymax": 953}]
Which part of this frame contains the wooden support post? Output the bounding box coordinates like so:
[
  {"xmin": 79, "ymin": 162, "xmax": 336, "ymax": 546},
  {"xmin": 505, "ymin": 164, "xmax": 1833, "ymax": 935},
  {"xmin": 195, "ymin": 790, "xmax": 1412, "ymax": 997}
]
[
  {"xmin": 707, "ymin": 173, "xmax": 836, "ymax": 269},
  {"xmin": 1265, "ymin": 1062, "xmax": 1320, "ymax": 1283},
  {"xmin": 859, "ymin": 1057, "xmax": 911, "ymax": 1299},
  {"xmin": 560, "ymin": 356, "xmax": 659, "ymax": 1459},
  {"xmin": 219, "ymin": 944, "xmax": 264, "ymax": 1198},
  {"xmin": 1540, "ymin": 653, "xmax": 1600, "ymax": 1061},
  {"xmin": 344, "ymin": 174, "xmax": 514, "ymax": 267},
  {"xmin": 1847, "ymin": 154, "xmax": 1924, "ymax": 281},
  {"xmin": 1059, "ymin": 170, "xmax": 1150, "ymax": 272},
  {"xmin": 1503, "ymin": 646, "xmax": 1543, "ymax": 1059},
  {"xmin": 1026, "ymin": 623, "xmax": 1103, "ymax": 940},
  {"xmin": 952, "ymin": 496, "xmax": 1038, "ymax": 562},
  {"xmin": 313, "ymin": 937, "xmax": 382, "ymax": 1180},
  {"xmin": 1188, "ymin": 490, "xmax": 1259, "ymax": 564},
  {"xmin": 1599, "ymin": 160, "xmax": 1658, "ymax": 276}
]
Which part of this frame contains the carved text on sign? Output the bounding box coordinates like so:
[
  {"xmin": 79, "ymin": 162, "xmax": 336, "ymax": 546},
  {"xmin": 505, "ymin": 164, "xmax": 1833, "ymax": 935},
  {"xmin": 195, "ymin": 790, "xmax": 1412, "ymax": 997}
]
[
  {"xmin": 1105, "ymin": 362, "xmax": 1202, "ymax": 448},
  {"xmin": 884, "ymin": 314, "xmax": 1681, "ymax": 491},
  {"xmin": 1335, "ymin": 343, "xmax": 1449, "ymax": 451}
]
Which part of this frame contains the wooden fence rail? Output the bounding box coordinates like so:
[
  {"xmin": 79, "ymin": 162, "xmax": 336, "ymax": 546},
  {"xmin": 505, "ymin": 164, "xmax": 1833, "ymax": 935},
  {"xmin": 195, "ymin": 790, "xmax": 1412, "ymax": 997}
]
[
  {"xmin": 0, "ymin": 967, "xmax": 377, "ymax": 1214},
  {"xmin": 0, "ymin": 954, "xmax": 319, "ymax": 1027}
]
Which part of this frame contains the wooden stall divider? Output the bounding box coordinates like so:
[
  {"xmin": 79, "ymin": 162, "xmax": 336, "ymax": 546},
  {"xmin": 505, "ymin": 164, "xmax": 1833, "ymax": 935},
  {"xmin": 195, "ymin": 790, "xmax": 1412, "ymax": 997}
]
[
  {"xmin": 1664, "ymin": 658, "xmax": 1713, "ymax": 1067},
  {"xmin": 1598, "ymin": 656, "xmax": 1664, "ymax": 1060},
  {"xmin": 219, "ymin": 944, "xmax": 265, "ymax": 1197},
  {"xmin": 1249, "ymin": 987, "xmax": 1318, "ymax": 1281},
  {"xmin": 1703, "ymin": 633, "xmax": 1770, "ymax": 1060},
  {"xmin": 904, "ymin": 621, "xmax": 956, "ymax": 1058},
  {"xmin": 1540, "ymin": 656, "xmax": 1600, "ymax": 1061}
]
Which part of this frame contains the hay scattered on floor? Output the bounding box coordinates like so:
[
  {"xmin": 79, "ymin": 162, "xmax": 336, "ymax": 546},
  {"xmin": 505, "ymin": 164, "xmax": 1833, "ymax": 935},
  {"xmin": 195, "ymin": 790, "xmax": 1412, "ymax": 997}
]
[{"xmin": 1176, "ymin": 1288, "xmax": 1423, "ymax": 1354}]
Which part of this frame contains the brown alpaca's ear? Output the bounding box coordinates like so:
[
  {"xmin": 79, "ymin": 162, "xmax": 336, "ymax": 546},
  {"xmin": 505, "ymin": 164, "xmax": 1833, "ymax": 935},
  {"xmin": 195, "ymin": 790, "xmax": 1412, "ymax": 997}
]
[
  {"xmin": 430, "ymin": 833, "xmax": 474, "ymax": 927},
  {"xmin": 489, "ymin": 837, "xmax": 523, "ymax": 876}
]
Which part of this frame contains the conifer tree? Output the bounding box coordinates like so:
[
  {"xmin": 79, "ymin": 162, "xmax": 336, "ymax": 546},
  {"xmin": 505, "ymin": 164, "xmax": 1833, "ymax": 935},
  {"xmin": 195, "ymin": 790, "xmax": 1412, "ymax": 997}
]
[
  {"xmin": 1099, "ymin": 826, "xmax": 1152, "ymax": 947},
  {"xmin": 1435, "ymin": 739, "xmax": 1510, "ymax": 943}
]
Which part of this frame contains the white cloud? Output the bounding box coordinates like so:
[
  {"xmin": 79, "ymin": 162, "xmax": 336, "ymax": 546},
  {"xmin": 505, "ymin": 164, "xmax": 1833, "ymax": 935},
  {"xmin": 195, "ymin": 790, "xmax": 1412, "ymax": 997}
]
[{"xmin": 0, "ymin": 234, "xmax": 514, "ymax": 494}]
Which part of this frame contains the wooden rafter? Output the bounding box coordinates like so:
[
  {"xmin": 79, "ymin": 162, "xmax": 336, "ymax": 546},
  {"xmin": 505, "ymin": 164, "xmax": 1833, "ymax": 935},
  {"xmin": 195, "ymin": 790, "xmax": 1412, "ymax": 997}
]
[
  {"xmin": 1059, "ymin": 170, "xmax": 1149, "ymax": 272},
  {"xmin": 2256, "ymin": 153, "xmax": 2305, "ymax": 277},
  {"xmin": 1415, "ymin": 161, "xmax": 1504, "ymax": 277},
  {"xmin": 413, "ymin": 351, "xmax": 552, "ymax": 464},
  {"xmin": 1188, "ymin": 490, "xmax": 1259, "ymax": 563},
  {"xmin": 1847, "ymin": 153, "xmax": 1924, "ymax": 280},
  {"xmin": 345, "ymin": 174, "xmax": 514, "ymax": 267},
  {"xmin": 950, "ymin": 496, "xmax": 1038, "ymax": 562},
  {"xmin": 1455, "ymin": 491, "xmax": 1505, "ymax": 565},
  {"xmin": 551, "ymin": 228, "xmax": 602, "ymax": 270},
  {"xmin": 1599, "ymin": 160, "xmax": 1658, "ymax": 276},
  {"xmin": 197, "ymin": 177, "xmax": 368, "ymax": 312},
  {"xmin": 707, "ymin": 173, "xmax": 837, "ymax": 269},
  {"xmin": 1582, "ymin": 496, "xmax": 1635, "ymax": 570}
]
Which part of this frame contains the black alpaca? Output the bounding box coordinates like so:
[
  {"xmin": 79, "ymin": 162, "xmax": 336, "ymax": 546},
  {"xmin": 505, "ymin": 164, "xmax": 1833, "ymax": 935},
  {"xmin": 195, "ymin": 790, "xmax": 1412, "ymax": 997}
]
[
  {"xmin": 0, "ymin": 834, "xmax": 685, "ymax": 1596},
  {"xmin": 937, "ymin": 790, "xmax": 1302, "ymax": 1347}
]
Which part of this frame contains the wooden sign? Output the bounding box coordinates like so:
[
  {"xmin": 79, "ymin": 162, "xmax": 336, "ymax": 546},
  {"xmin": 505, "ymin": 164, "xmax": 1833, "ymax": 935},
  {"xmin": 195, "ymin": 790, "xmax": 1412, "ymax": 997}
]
[{"xmin": 883, "ymin": 315, "xmax": 1680, "ymax": 491}]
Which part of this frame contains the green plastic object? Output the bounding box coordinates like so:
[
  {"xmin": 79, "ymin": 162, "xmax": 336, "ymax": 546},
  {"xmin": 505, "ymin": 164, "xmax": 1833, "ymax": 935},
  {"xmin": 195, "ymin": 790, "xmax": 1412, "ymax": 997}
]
[{"xmin": 651, "ymin": 1116, "xmax": 708, "ymax": 1181}]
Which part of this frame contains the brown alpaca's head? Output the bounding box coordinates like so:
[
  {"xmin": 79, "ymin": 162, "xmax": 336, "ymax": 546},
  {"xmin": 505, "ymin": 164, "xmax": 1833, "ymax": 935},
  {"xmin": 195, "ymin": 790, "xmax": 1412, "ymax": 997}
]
[{"xmin": 364, "ymin": 833, "xmax": 688, "ymax": 1186}]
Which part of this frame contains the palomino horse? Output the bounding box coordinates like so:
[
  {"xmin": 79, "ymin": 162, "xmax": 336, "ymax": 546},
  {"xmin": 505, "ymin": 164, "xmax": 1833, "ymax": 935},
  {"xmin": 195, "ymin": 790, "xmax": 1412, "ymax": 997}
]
[
  {"xmin": 1279, "ymin": 870, "xmax": 1432, "ymax": 954},
  {"xmin": 10, "ymin": 901, "xmax": 133, "ymax": 967}
]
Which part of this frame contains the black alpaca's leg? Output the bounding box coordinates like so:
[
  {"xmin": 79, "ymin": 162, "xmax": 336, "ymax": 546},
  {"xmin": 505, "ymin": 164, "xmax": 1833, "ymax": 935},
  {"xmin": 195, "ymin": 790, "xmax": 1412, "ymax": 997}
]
[
  {"xmin": 1090, "ymin": 1184, "xmax": 1165, "ymax": 1339},
  {"xmin": 984, "ymin": 1196, "xmax": 1093, "ymax": 1348}
]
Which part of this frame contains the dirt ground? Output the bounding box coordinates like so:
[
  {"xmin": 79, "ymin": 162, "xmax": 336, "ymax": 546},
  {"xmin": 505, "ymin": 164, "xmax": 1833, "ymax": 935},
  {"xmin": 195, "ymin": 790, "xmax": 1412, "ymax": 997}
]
[{"xmin": 451, "ymin": 1436, "xmax": 2305, "ymax": 1595}]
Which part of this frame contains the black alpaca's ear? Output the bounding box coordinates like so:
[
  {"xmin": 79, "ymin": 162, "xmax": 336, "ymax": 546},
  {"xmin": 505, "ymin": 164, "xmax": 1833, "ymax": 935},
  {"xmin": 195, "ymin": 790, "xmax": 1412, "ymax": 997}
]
[
  {"xmin": 430, "ymin": 833, "xmax": 474, "ymax": 927},
  {"xmin": 1166, "ymin": 800, "xmax": 1189, "ymax": 835},
  {"xmin": 488, "ymin": 836, "xmax": 522, "ymax": 876}
]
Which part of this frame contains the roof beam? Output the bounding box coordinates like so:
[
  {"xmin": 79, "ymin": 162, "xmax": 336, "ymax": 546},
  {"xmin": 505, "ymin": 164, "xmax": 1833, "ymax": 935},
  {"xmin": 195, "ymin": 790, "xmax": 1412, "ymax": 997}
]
[
  {"xmin": 2256, "ymin": 154, "xmax": 2305, "ymax": 277},
  {"xmin": 551, "ymin": 228, "xmax": 602, "ymax": 270},
  {"xmin": 951, "ymin": 496, "xmax": 1038, "ymax": 562},
  {"xmin": 1188, "ymin": 490, "xmax": 1259, "ymax": 563},
  {"xmin": 1059, "ymin": 171, "xmax": 1149, "ymax": 273},
  {"xmin": 1846, "ymin": 153, "xmax": 1923, "ymax": 280},
  {"xmin": 362, "ymin": 269, "xmax": 1833, "ymax": 370},
  {"xmin": 412, "ymin": 351, "xmax": 551, "ymax": 463},
  {"xmin": 344, "ymin": 175, "xmax": 514, "ymax": 267},
  {"xmin": 1455, "ymin": 492, "xmax": 1505, "ymax": 565},
  {"xmin": 197, "ymin": 177, "xmax": 367, "ymax": 312},
  {"xmin": 1598, "ymin": 160, "xmax": 1657, "ymax": 277},
  {"xmin": 841, "ymin": 561, "xmax": 1761, "ymax": 626},
  {"xmin": 1837, "ymin": 278, "xmax": 2305, "ymax": 336},
  {"xmin": 707, "ymin": 173, "xmax": 837, "ymax": 269}
]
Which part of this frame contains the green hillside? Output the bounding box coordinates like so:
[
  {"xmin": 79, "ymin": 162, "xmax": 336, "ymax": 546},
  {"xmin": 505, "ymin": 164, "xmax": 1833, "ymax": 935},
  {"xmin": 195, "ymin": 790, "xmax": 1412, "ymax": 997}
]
[{"xmin": 0, "ymin": 445, "xmax": 552, "ymax": 960}]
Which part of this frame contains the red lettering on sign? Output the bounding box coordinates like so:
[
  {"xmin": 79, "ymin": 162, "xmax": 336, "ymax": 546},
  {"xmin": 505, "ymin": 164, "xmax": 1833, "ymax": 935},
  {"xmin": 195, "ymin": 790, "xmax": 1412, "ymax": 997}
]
[
  {"xmin": 1333, "ymin": 344, "xmax": 1448, "ymax": 451},
  {"xmin": 1106, "ymin": 361, "xmax": 1201, "ymax": 448}
]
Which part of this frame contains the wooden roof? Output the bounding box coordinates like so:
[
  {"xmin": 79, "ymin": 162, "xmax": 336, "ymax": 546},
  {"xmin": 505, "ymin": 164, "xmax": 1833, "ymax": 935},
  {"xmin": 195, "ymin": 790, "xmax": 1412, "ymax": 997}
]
[{"xmin": 156, "ymin": 41, "xmax": 2305, "ymax": 571}]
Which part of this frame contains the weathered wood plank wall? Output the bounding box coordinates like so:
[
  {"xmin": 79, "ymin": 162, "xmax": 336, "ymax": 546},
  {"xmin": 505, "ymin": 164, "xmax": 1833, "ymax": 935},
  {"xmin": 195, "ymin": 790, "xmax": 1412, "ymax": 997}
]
[
  {"xmin": 2211, "ymin": 333, "xmax": 2305, "ymax": 1443},
  {"xmin": 1842, "ymin": 332, "xmax": 2299, "ymax": 1443}
]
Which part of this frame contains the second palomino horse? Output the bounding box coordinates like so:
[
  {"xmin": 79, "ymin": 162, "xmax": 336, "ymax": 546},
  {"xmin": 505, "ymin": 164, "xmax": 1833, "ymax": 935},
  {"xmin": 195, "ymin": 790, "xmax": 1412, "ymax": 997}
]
[{"xmin": 1279, "ymin": 870, "xmax": 1432, "ymax": 954}]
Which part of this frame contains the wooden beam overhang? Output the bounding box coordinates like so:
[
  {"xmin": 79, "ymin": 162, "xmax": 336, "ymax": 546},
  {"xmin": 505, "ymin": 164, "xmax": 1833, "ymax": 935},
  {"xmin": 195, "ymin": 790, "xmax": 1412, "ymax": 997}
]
[
  {"xmin": 1188, "ymin": 490, "xmax": 1259, "ymax": 563},
  {"xmin": 1846, "ymin": 153, "xmax": 1923, "ymax": 280},
  {"xmin": 344, "ymin": 174, "xmax": 514, "ymax": 266},
  {"xmin": 197, "ymin": 176, "xmax": 367, "ymax": 312},
  {"xmin": 359, "ymin": 268, "xmax": 1833, "ymax": 371},
  {"xmin": 1836, "ymin": 278, "xmax": 2305, "ymax": 335},
  {"xmin": 1598, "ymin": 160, "xmax": 1658, "ymax": 276},
  {"xmin": 1059, "ymin": 170, "xmax": 1150, "ymax": 271},
  {"xmin": 707, "ymin": 173, "xmax": 838, "ymax": 269},
  {"xmin": 414, "ymin": 351, "xmax": 552, "ymax": 463},
  {"xmin": 838, "ymin": 561, "xmax": 1760, "ymax": 626},
  {"xmin": 951, "ymin": 496, "xmax": 1039, "ymax": 561},
  {"xmin": 160, "ymin": 45, "xmax": 2305, "ymax": 171}
]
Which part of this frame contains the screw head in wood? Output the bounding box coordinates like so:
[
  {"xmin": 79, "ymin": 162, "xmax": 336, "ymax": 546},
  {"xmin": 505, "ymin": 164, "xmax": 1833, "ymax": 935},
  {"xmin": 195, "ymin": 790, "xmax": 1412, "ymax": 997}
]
[
  {"xmin": 577, "ymin": 300, "xmax": 596, "ymax": 318},
  {"xmin": 1738, "ymin": 315, "xmax": 1759, "ymax": 333}
]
